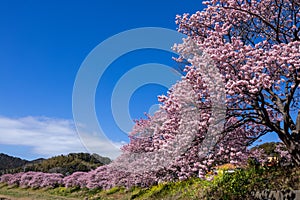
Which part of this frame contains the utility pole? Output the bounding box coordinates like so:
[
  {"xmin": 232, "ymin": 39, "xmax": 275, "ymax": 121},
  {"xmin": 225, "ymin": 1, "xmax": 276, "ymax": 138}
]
[{"xmin": 296, "ymin": 110, "xmax": 300, "ymax": 134}]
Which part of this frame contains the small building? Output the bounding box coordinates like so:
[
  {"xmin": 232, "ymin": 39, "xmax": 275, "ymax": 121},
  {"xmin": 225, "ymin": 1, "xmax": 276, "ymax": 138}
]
[{"xmin": 213, "ymin": 163, "xmax": 238, "ymax": 174}]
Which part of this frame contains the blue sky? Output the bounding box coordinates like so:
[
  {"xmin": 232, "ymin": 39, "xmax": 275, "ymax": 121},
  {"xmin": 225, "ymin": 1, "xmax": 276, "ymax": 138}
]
[{"xmin": 0, "ymin": 0, "xmax": 204, "ymax": 160}]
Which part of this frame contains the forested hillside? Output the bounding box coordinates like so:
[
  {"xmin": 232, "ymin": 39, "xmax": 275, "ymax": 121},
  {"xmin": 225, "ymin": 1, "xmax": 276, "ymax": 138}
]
[
  {"xmin": 0, "ymin": 153, "xmax": 29, "ymax": 173},
  {"xmin": 0, "ymin": 153, "xmax": 111, "ymax": 175}
]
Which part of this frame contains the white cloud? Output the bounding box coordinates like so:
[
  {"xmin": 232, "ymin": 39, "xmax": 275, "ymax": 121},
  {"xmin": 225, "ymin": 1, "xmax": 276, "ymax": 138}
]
[{"xmin": 0, "ymin": 115, "xmax": 123, "ymax": 159}]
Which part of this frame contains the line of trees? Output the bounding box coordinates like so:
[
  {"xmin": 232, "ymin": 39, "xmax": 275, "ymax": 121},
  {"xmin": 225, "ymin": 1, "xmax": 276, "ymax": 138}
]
[{"xmin": 1, "ymin": 0, "xmax": 299, "ymax": 189}]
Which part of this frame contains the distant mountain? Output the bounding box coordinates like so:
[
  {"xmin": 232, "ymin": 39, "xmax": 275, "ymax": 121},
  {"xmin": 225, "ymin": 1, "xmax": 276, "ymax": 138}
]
[
  {"xmin": 0, "ymin": 153, "xmax": 111, "ymax": 176},
  {"xmin": 0, "ymin": 153, "xmax": 29, "ymax": 172}
]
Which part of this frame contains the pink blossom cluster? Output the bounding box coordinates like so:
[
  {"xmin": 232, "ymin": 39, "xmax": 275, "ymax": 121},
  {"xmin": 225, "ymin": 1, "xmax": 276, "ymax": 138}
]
[
  {"xmin": 275, "ymin": 142, "xmax": 292, "ymax": 162},
  {"xmin": 0, "ymin": 172, "xmax": 63, "ymax": 188},
  {"xmin": 176, "ymin": 0, "xmax": 300, "ymax": 162}
]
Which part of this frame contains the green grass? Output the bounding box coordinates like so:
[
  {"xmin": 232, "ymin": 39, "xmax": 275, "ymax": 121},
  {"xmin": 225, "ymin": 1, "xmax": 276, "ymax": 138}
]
[
  {"xmin": 0, "ymin": 183, "xmax": 80, "ymax": 200},
  {"xmin": 0, "ymin": 165, "xmax": 299, "ymax": 200}
]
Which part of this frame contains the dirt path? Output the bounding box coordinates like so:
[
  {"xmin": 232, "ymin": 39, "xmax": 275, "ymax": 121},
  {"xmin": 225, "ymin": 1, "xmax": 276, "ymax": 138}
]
[{"xmin": 0, "ymin": 195, "xmax": 33, "ymax": 200}]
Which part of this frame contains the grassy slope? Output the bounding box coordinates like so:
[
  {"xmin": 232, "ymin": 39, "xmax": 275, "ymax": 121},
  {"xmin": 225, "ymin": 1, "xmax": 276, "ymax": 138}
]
[
  {"xmin": 0, "ymin": 184, "xmax": 80, "ymax": 200},
  {"xmin": 0, "ymin": 165, "xmax": 299, "ymax": 200}
]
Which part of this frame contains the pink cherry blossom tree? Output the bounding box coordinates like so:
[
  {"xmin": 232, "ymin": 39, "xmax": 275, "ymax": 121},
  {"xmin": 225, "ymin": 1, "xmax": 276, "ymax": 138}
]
[
  {"xmin": 112, "ymin": 66, "xmax": 250, "ymax": 181},
  {"xmin": 175, "ymin": 0, "xmax": 300, "ymax": 165},
  {"xmin": 1, "ymin": 0, "xmax": 299, "ymax": 189}
]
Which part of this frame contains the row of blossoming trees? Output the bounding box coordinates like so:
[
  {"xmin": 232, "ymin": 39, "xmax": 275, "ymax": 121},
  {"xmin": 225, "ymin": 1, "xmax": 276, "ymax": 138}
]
[{"xmin": 1, "ymin": 0, "xmax": 299, "ymax": 189}]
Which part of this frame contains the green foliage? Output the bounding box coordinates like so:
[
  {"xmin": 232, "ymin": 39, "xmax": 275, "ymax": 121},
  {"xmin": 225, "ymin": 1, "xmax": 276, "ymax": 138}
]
[
  {"xmin": 106, "ymin": 187, "xmax": 122, "ymax": 195},
  {"xmin": 206, "ymin": 165, "xmax": 299, "ymax": 200},
  {"xmin": 209, "ymin": 169, "xmax": 254, "ymax": 199},
  {"xmin": 125, "ymin": 178, "xmax": 210, "ymax": 200}
]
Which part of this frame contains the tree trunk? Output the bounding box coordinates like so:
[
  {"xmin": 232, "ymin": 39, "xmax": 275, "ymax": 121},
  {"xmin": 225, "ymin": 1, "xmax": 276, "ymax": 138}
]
[
  {"xmin": 279, "ymin": 111, "xmax": 300, "ymax": 166},
  {"xmin": 296, "ymin": 110, "xmax": 300, "ymax": 133},
  {"xmin": 287, "ymin": 111, "xmax": 300, "ymax": 166},
  {"xmin": 289, "ymin": 140, "xmax": 300, "ymax": 166}
]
